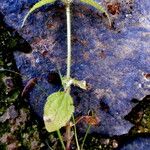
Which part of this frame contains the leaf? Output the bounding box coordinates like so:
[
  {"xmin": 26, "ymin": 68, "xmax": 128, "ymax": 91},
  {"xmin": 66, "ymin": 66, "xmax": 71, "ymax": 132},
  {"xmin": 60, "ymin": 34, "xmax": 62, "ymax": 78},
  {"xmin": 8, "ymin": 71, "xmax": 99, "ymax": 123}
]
[
  {"xmin": 44, "ymin": 91, "xmax": 74, "ymax": 132},
  {"xmin": 79, "ymin": 0, "xmax": 111, "ymax": 26},
  {"xmin": 61, "ymin": 76, "xmax": 87, "ymax": 90},
  {"xmin": 21, "ymin": 77, "xmax": 37, "ymax": 97},
  {"xmin": 22, "ymin": 0, "xmax": 56, "ymax": 27},
  {"xmin": 72, "ymin": 79, "xmax": 87, "ymax": 90},
  {"xmin": 83, "ymin": 115, "xmax": 100, "ymax": 126},
  {"xmin": 76, "ymin": 115, "xmax": 100, "ymax": 126}
]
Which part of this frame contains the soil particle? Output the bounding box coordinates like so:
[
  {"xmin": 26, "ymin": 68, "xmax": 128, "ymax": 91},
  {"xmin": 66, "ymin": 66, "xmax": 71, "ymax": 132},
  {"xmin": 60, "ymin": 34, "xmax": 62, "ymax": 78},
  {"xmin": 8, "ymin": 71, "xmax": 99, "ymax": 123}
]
[
  {"xmin": 10, "ymin": 108, "xmax": 28, "ymax": 133},
  {"xmin": 7, "ymin": 142, "xmax": 20, "ymax": 150},
  {"xmin": 2, "ymin": 76, "xmax": 14, "ymax": 93},
  {"xmin": 112, "ymin": 139, "xmax": 118, "ymax": 149},
  {"xmin": 0, "ymin": 133, "xmax": 16, "ymax": 144},
  {"xmin": 100, "ymin": 138, "xmax": 110, "ymax": 145},
  {"xmin": 0, "ymin": 105, "xmax": 18, "ymax": 123},
  {"xmin": 107, "ymin": 2, "xmax": 121, "ymax": 15},
  {"xmin": 31, "ymin": 140, "xmax": 40, "ymax": 150}
]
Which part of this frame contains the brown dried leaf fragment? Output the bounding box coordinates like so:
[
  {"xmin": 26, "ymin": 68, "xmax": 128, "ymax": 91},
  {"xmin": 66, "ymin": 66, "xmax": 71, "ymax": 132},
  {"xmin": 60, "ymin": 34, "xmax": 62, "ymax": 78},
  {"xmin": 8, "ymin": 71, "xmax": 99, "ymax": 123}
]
[
  {"xmin": 21, "ymin": 78, "xmax": 38, "ymax": 97},
  {"xmin": 107, "ymin": 2, "xmax": 120, "ymax": 15},
  {"xmin": 76, "ymin": 115, "xmax": 100, "ymax": 126}
]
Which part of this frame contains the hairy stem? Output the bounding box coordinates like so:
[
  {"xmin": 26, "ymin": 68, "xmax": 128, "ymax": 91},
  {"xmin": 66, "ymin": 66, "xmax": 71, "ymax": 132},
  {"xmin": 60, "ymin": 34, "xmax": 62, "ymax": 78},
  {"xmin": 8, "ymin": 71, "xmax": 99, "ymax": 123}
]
[
  {"xmin": 81, "ymin": 125, "xmax": 91, "ymax": 150},
  {"xmin": 57, "ymin": 130, "xmax": 66, "ymax": 150},
  {"xmin": 65, "ymin": 2, "xmax": 73, "ymax": 149},
  {"xmin": 72, "ymin": 115, "xmax": 80, "ymax": 150},
  {"xmin": 66, "ymin": 2, "xmax": 71, "ymax": 79}
]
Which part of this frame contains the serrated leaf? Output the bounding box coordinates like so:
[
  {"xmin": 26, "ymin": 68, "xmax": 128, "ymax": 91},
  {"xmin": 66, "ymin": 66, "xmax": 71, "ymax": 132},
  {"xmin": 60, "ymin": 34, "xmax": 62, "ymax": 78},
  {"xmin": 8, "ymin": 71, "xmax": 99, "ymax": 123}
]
[
  {"xmin": 79, "ymin": 0, "xmax": 111, "ymax": 26},
  {"xmin": 44, "ymin": 91, "xmax": 74, "ymax": 132},
  {"xmin": 22, "ymin": 0, "xmax": 56, "ymax": 27}
]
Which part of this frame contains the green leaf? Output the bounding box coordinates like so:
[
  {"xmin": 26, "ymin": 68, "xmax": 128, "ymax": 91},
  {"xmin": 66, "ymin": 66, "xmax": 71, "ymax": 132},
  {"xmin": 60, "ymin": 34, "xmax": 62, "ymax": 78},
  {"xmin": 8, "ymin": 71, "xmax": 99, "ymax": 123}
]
[
  {"xmin": 79, "ymin": 0, "xmax": 111, "ymax": 26},
  {"xmin": 44, "ymin": 91, "xmax": 74, "ymax": 132},
  {"xmin": 22, "ymin": 0, "xmax": 56, "ymax": 27}
]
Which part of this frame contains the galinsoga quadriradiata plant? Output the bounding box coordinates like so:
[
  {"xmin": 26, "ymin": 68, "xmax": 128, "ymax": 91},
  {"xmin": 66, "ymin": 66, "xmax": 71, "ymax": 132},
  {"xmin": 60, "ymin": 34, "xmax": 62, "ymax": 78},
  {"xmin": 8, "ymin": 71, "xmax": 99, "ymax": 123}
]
[{"xmin": 22, "ymin": 0, "xmax": 111, "ymax": 149}]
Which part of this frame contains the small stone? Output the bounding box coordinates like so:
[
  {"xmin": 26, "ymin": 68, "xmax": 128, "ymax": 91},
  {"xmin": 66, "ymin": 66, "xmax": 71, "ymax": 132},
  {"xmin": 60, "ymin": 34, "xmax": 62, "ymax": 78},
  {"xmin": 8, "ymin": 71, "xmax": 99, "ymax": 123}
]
[
  {"xmin": 2, "ymin": 76, "xmax": 14, "ymax": 93},
  {"xmin": 0, "ymin": 133, "xmax": 15, "ymax": 144},
  {"xmin": 0, "ymin": 105, "xmax": 18, "ymax": 123},
  {"xmin": 112, "ymin": 140, "xmax": 118, "ymax": 148},
  {"xmin": 7, "ymin": 142, "xmax": 20, "ymax": 150},
  {"xmin": 100, "ymin": 138, "xmax": 110, "ymax": 145}
]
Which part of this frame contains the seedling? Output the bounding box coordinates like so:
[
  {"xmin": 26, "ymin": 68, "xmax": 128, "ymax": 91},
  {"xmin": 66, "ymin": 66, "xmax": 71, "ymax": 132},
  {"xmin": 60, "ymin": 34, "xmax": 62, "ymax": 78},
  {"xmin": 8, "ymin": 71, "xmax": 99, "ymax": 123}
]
[
  {"xmin": 22, "ymin": 0, "xmax": 111, "ymax": 149},
  {"xmin": 0, "ymin": 69, "xmax": 101, "ymax": 149}
]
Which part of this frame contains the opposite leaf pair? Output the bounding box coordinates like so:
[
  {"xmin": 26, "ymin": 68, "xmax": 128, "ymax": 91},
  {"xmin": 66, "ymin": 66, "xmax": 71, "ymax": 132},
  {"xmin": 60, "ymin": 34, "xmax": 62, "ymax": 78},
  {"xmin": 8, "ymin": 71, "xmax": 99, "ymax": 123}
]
[
  {"xmin": 44, "ymin": 75, "xmax": 87, "ymax": 132},
  {"xmin": 22, "ymin": 0, "xmax": 111, "ymax": 27}
]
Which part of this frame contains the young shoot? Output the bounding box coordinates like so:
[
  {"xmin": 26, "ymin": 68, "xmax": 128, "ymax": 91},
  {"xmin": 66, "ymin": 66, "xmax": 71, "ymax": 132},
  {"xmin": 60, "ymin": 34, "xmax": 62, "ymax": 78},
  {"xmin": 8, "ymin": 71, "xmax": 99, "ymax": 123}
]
[{"xmin": 22, "ymin": 0, "xmax": 111, "ymax": 149}]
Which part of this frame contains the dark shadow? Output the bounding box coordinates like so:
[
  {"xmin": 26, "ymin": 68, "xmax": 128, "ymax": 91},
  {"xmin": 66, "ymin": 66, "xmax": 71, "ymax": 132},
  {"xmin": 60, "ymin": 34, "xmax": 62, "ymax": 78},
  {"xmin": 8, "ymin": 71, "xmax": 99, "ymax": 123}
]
[
  {"xmin": 0, "ymin": 11, "xmax": 32, "ymax": 108},
  {"xmin": 0, "ymin": 12, "xmax": 32, "ymax": 53}
]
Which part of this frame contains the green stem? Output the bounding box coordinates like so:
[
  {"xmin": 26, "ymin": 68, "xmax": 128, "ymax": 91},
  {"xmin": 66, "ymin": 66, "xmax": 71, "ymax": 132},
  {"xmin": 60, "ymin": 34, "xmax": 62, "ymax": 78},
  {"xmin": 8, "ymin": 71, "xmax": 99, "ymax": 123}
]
[
  {"xmin": 81, "ymin": 125, "xmax": 91, "ymax": 150},
  {"xmin": 57, "ymin": 130, "xmax": 66, "ymax": 150},
  {"xmin": 63, "ymin": 1, "xmax": 72, "ymax": 94},
  {"xmin": 65, "ymin": 2, "xmax": 81, "ymax": 150},
  {"xmin": 65, "ymin": 3, "xmax": 72, "ymax": 149},
  {"xmin": 72, "ymin": 115, "xmax": 80, "ymax": 150},
  {"xmin": 66, "ymin": 2, "xmax": 71, "ymax": 79}
]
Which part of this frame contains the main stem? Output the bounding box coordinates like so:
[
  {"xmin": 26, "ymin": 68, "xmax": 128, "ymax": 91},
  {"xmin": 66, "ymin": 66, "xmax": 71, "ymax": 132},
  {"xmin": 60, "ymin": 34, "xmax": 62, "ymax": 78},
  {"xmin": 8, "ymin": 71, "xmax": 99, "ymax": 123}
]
[
  {"xmin": 66, "ymin": 3, "xmax": 71, "ymax": 79},
  {"xmin": 66, "ymin": 3, "xmax": 72, "ymax": 150},
  {"xmin": 66, "ymin": 2, "xmax": 80, "ymax": 150}
]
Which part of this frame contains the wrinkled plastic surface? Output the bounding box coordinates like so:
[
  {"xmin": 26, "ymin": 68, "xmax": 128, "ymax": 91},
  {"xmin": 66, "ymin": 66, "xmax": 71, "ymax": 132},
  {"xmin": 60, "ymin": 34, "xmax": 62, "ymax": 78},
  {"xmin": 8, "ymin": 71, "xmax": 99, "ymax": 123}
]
[
  {"xmin": 120, "ymin": 137, "xmax": 150, "ymax": 150},
  {"xmin": 0, "ymin": 0, "xmax": 149, "ymax": 136}
]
